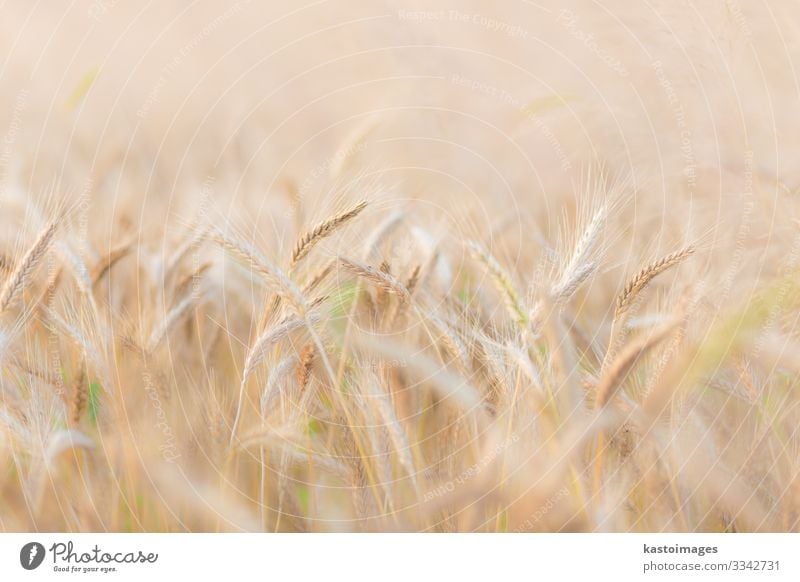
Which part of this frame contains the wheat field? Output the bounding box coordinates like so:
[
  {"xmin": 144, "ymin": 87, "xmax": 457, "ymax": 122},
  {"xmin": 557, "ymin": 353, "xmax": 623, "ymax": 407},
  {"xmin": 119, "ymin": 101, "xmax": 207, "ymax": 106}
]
[{"xmin": 1, "ymin": 0, "xmax": 800, "ymax": 532}]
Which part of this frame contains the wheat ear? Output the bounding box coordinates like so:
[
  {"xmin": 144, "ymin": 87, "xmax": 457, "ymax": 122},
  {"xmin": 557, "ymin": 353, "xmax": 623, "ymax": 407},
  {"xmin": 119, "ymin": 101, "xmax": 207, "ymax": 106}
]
[
  {"xmin": 91, "ymin": 241, "xmax": 134, "ymax": 287},
  {"xmin": 601, "ymin": 246, "xmax": 695, "ymax": 371},
  {"xmin": 291, "ymin": 200, "xmax": 367, "ymax": 267},
  {"xmin": 231, "ymin": 314, "xmax": 319, "ymax": 446},
  {"xmin": 467, "ymin": 240, "xmax": 527, "ymax": 325},
  {"xmin": 296, "ymin": 343, "xmax": 315, "ymax": 392},
  {"xmin": 338, "ymin": 257, "xmax": 410, "ymax": 301},
  {"xmin": 616, "ymin": 246, "xmax": 695, "ymax": 317},
  {"xmin": 211, "ymin": 230, "xmax": 306, "ymax": 314},
  {"xmin": 0, "ymin": 217, "xmax": 61, "ymax": 315},
  {"xmin": 257, "ymin": 259, "xmax": 334, "ymax": 332},
  {"xmin": 0, "ymin": 255, "xmax": 13, "ymax": 276},
  {"xmin": 594, "ymin": 319, "xmax": 678, "ymax": 408},
  {"xmin": 71, "ymin": 360, "xmax": 88, "ymax": 425},
  {"xmin": 147, "ymin": 294, "xmax": 197, "ymax": 353}
]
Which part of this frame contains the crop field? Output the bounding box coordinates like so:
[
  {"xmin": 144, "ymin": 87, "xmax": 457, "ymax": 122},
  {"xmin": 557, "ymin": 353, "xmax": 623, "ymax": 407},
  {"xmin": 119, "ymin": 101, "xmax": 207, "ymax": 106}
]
[{"xmin": 1, "ymin": 1, "xmax": 800, "ymax": 532}]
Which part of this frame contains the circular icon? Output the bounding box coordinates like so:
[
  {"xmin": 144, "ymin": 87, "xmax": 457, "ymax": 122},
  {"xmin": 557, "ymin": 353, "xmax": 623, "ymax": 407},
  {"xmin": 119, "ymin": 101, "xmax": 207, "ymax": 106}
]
[{"xmin": 20, "ymin": 542, "xmax": 45, "ymax": 570}]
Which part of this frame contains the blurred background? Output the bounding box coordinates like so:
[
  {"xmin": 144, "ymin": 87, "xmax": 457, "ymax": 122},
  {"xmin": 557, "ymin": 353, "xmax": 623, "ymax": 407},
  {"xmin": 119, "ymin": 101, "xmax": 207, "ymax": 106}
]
[{"xmin": 1, "ymin": 1, "xmax": 797, "ymax": 251}]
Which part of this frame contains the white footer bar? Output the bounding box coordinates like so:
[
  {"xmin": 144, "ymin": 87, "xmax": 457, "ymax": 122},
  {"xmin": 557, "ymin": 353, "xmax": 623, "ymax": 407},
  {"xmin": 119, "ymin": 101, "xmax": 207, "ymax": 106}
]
[{"xmin": 1, "ymin": 534, "xmax": 797, "ymax": 581}]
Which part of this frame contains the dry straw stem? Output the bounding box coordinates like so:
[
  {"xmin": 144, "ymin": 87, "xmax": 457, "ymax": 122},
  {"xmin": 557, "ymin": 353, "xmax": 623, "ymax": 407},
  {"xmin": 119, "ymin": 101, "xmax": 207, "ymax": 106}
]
[
  {"xmin": 291, "ymin": 199, "xmax": 367, "ymax": 267},
  {"xmin": 338, "ymin": 257, "xmax": 411, "ymax": 302},
  {"xmin": 0, "ymin": 217, "xmax": 61, "ymax": 315},
  {"xmin": 594, "ymin": 318, "xmax": 680, "ymax": 409},
  {"xmin": 467, "ymin": 240, "xmax": 527, "ymax": 325}
]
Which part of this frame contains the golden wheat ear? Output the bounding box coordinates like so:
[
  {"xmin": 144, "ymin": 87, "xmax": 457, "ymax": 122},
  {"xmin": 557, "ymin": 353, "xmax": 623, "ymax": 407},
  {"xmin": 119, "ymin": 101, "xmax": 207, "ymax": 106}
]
[
  {"xmin": 616, "ymin": 246, "xmax": 695, "ymax": 317},
  {"xmin": 296, "ymin": 343, "xmax": 315, "ymax": 392},
  {"xmin": 91, "ymin": 240, "xmax": 135, "ymax": 288},
  {"xmin": 0, "ymin": 254, "xmax": 13, "ymax": 276},
  {"xmin": 594, "ymin": 319, "xmax": 679, "ymax": 408},
  {"xmin": 338, "ymin": 257, "xmax": 411, "ymax": 301},
  {"xmin": 71, "ymin": 360, "xmax": 88, "ymax": 426},
  {"xmin": 467, "ymin": 240, "xmax": 528, "ymax": 326},
  {"xmin": 291, "ymin": 199, "xmax": 367, "ymax": 267},
  {"xmin": 601, "ymin": 245, "xmax": 695, "ymax": 371},
  {"xmin": 0, "ymin": 216, "xmax": 61, "ymax": 316}
]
